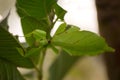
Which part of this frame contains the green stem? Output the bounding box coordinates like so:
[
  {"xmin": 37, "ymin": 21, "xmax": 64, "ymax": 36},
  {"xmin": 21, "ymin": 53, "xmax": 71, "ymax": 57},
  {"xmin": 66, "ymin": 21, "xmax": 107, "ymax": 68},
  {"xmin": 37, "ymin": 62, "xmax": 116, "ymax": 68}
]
[
  {"xmin": 37, "ymin": 48, "xmax": 47, "ymax": 80},
  {"xmin": 30, "ymin": 58, "xmax": 41, "ymax": 80},
  {"xmin": 30, "ymin": 47, "xmax": 47, "ymax": 80},
  {"xmin": 47, "ymin": 15, "xmax": 52, "ymax": 26},
  {"xmin": 53, "ymin": 17, "xmax": 59, "ymax": 26}
]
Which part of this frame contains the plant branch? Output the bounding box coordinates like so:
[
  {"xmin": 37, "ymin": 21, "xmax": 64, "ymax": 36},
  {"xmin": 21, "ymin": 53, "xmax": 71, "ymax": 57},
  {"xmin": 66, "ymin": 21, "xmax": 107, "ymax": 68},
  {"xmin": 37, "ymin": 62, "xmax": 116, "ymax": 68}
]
[
  {"xmin": 30, "ymin": 47, "xmax": 46, "ymax": 80},
  {"xmin": 30, "ymin": 58, "xmax": 41, "ymax": 80},
  {"xmin": 52, "ymin": 17, "xmax": 59, "ymax": 27},
  {"xmin": 37, "ymin": 48, "xmax": 47, "ymax": 80}
]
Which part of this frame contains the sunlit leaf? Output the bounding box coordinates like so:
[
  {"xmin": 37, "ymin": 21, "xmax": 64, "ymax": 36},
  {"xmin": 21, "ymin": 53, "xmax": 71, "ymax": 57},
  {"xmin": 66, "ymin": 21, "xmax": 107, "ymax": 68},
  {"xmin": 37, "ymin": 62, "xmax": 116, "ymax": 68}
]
[
  {"xmin": 54, "ymin": 23, "xmax": 66, "ymax": 35},
  {"xmin": 52, "ymin": 25, "xmax": 114, "ymax": 56}
]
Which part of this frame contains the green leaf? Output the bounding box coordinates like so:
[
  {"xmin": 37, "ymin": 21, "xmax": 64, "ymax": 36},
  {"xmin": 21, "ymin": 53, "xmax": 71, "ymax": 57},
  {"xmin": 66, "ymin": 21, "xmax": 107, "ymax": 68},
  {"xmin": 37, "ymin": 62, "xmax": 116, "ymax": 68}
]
[
  {"xmin": 48, "ymin": 44, "xmax": 59, "ymax": 54},
  {"xmin": 54, "ymin": 3, "xmax": 66, "ymax": 20},
  {"xmin": 24, "ymin": 29, "xmax": 48, "ymax": 64},
  {"xmin": 54, "ymin": 23, "xmax": 80, "ymax": 36},
  {"xmin": 54, "ymin": 23, "xmax": 66, "ymax": 35},
  {"xmin": 21, "ymin": 17, "xmax": 49, "ymax": 46},
  {"xmin": 16, "ymin": 0, "xmax": 56, "ymax": 20},
  {"xmin": 25, "ymin": 47, "xmax": 42, "ymax": 57},
  {"xmin": 0, "ymin": 27, "xmax": 34, "ymax": 68},
  {"xmin": 31, "ymin": 29, "xmax": 48, "ymax": 45},
  {"xmin": 65, "ymin": 25, "xmax": 80, "ymax": 32},
  {"xmin": 25, "ymin": 29, "xmax": 48, "ymax": 47},
  {"xmin": 31, "ymin": 29, "xmax": 46, "ymax": 40},
  {"xmin": 17, "ymin": 17, "xmax": 49, "ymax": 65},
  {"xmin": 0, "ymin": 14, "xmax": 9, "ymax": 30},
  {"xmin": 49, "ymin": 51, "xmax": 80, "ymax": 80},
  {"xmin": 16, "ymin": 0, "xmax": 57, "ymax": 44},
  {"xmin": 0, "ymin": 59, "xmax": 25, "ymax": 80},
  {"xmin": 52, "ymin": 25, "xmax": 114, "ymax": 56}
]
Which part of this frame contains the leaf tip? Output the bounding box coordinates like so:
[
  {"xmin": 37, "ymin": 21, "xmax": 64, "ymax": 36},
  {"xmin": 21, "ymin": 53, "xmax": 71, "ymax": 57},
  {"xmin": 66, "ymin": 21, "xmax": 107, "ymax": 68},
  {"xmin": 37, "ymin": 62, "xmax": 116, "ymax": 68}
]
[{"xmin": 105, "ymin": 46, "xmax": 115, "ymax": 52}]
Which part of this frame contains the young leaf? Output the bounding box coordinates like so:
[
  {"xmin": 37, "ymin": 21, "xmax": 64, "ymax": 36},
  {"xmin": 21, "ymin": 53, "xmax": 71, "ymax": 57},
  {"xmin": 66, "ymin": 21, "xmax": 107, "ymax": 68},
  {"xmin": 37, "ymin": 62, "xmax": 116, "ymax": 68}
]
[
  {"xmin": 52, "ymin": 25, "xmax": 114, "ymax": 56},
  {"xmin": 54, "ymin": 3, "xmax": 67, "ymax": 20},
  {"xmin": 25, "ymin": 29, "xmax": 48, "ymax": 47},
  {"xmin": 24, "ymin": 29, "xmax": 48, "ymax": 64},
  {"xmin": 32, "ymin": 29, "xmax": 46, "ymax": 40},
  {"xmin": 32, "ymin": 29, "xmax": 48, "ymax": 46}
]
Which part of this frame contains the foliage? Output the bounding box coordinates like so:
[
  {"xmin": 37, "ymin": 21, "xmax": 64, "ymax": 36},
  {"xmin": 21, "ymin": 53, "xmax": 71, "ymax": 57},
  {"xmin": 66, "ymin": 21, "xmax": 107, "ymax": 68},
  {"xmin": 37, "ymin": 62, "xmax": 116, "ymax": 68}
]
[{"xmin": 0, "ymin": 0, "xmax": 114, "ymax": 80}]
